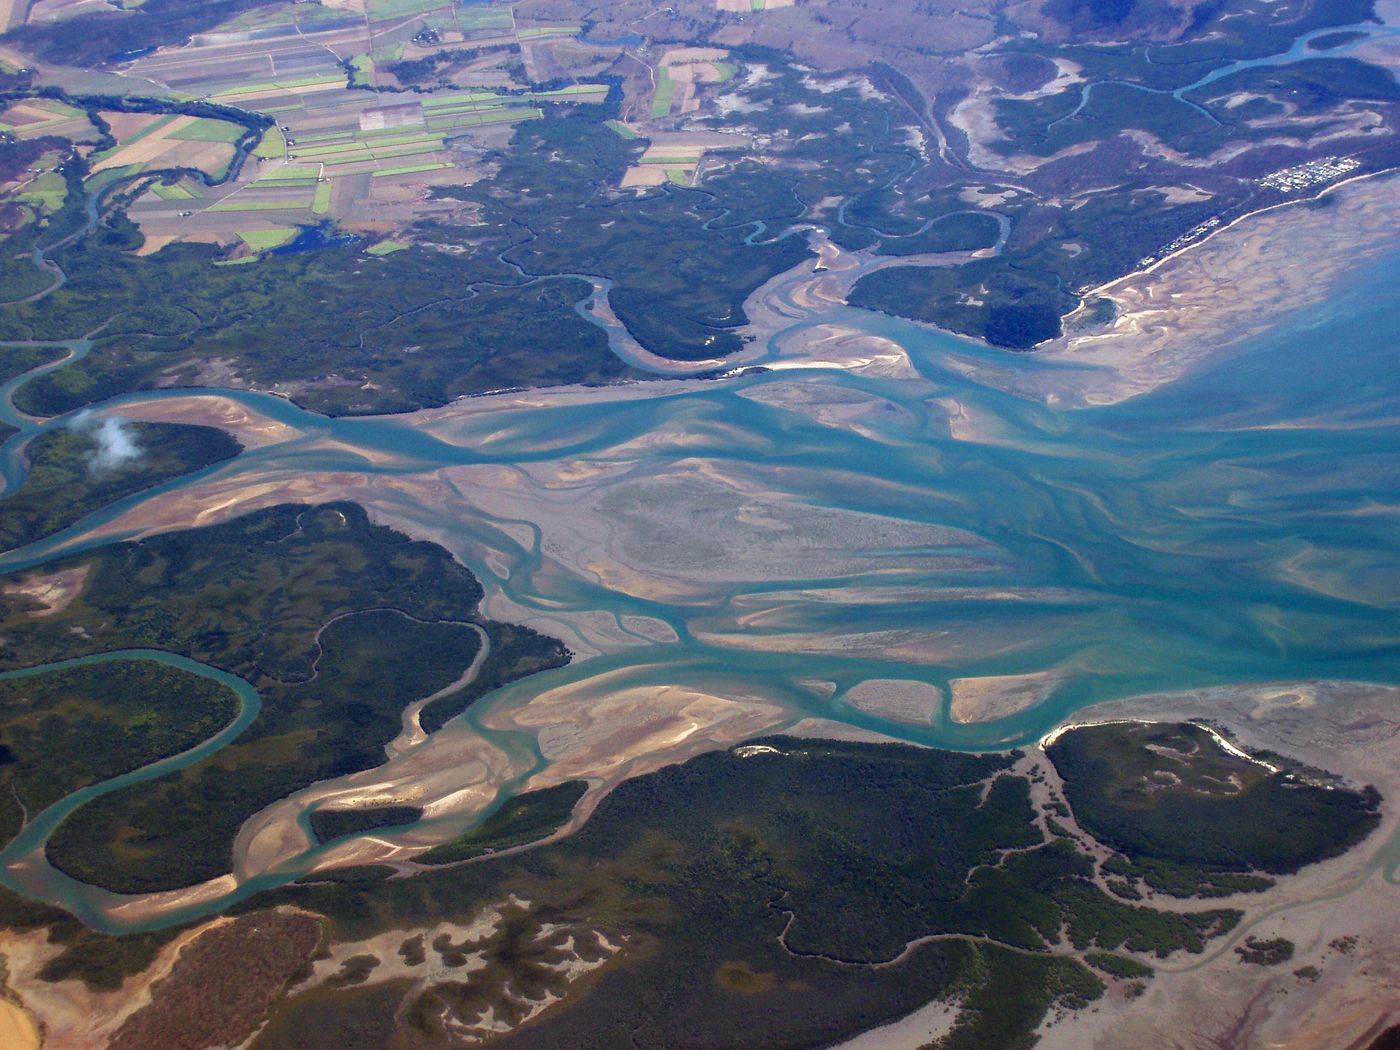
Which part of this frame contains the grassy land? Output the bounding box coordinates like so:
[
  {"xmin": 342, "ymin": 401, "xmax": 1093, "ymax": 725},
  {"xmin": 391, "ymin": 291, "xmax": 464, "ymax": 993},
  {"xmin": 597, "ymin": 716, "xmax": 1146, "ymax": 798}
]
[
  {"xmin": 238, "ymin": 228, "xmax": 297, "ymax": 252},
  {"xmin": 0, "ymin": 421, "xmax": 242, "ymax": 554},
  {"xmin": 0, "ymin": 502, "xmax": 569, "ymax": 893},
  {"xmin": 168, "ymin": 118, "xmax": 247, "ymax": 144},
  {"xmin": 650, "ymin": 66, "xmax": 674, "ymax": 119}
]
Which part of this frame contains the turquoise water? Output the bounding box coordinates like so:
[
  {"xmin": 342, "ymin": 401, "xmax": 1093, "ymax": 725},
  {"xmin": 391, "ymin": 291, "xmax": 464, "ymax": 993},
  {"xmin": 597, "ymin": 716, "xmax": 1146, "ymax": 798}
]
[
  {"xmin": 0, "ymin": 650, "xmax": 259, "ymax": 925},
  {"xmin": 0, "ymin": 237, "xmax": 1398, "ymax": 929}
]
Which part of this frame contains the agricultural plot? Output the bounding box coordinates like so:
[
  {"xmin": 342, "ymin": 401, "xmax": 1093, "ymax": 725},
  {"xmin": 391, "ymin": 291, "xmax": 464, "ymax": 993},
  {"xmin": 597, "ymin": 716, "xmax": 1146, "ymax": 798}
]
[
  {"xmin": 0, "ymin": 98, "xmax": 93, "ymax": 141},
  {"xmin": 15, "ymin": 1, "xmax": 614, "ymax": 257},
  {"xmin": 648, "ymin": 47, "xmax": 734, "ymax": 119},
  {"xmin": 621, "ymin": 129, "xmax": 750, "ymax": 188},
  {"xmin": 88, "ymin": 113, "xmax": 243, "ymax": 181}
]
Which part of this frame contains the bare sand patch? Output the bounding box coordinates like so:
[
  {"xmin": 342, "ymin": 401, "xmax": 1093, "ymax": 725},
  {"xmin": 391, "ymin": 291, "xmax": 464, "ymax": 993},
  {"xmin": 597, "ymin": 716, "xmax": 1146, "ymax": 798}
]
[
  {"xmin": 492, "ymin": 672, "xmax": 790, "ymax": 785},
  {"xmin": 113, "ymin": 392, "xmax": 305, "ymax": 445},
  {"xmin": 0, "ymin": 998, "xmax": 40, "ymax": 1050},
  {"xmin": 949, "ymin": 670, "xmax": 1062, "ymax": 724},
  {"xmin": 1031, "ymin": 171, "xmax": 1400, "ymax": 407},
  {"xmin": 2, "ymin": 565, "xmax": 90, "ymax": 617},
  {"xmin": 844, "ymin": 678, "xmax": 943, "ymax": 725}
]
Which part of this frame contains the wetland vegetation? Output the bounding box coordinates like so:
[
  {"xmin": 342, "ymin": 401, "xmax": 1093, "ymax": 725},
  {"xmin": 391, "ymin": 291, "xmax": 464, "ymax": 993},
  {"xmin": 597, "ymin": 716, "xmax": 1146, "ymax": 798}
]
[
  {"xmin": 0, "ymin": 660, "xmax": 241, "ymax": 847},
  {"xmin": 0, "ymin": 502, "xmax": 569, "ymax": 892},
  {"xmin": 0, "ymin": 420, "xmax": 241, "ymax": 553},
  {"xmin": 1047, "ymin": 722, "xmax": 1382, "ymax": 896}
]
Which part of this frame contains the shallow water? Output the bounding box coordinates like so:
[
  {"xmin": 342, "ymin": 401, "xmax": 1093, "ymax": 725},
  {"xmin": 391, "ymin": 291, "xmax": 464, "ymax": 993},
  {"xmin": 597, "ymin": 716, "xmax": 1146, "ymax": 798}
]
[{"xmin": 1, "ymin": 237, "xmax": 1399, "ymax": 929}]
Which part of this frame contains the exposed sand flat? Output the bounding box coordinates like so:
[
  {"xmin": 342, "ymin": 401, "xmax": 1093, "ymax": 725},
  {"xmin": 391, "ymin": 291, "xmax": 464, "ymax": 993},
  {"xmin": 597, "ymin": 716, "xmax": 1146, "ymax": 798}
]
[
  {"xmin": 1034, "ymin": 681, "xmax": 1400, "ymax": 1050},
  {"xmin": 736, "ymin": 380, "xmax": 917, "ymax": 437},
  {"xmin": 488, "ymin": 672, "xmax": 791, "ymax": 785},
  {"xmin": 0, "ymin": 916, "xmax": 233, "ymax": 1049},
  {"xmin": 1031, "ymin": 171, "xmax": 1400, "ymax": 407},
  {"xmin": 833, "ymin": 995, "xmax": 961, "ymax": 1049},
  {"xmin": 0, "ymin": 998, "xmax": 40, "ymax": 1050},
  {"xmin": 115, "ymin": 394, "xmax": 307, "ymax": 449},
  {"xmin": 1, "ymin": 565, "xmax": 89, "ymax": 616},
  {"xmin": 949, "ymin": 670, "xmax": 1062, "ymax": 724},
  {"xmin": 843, "ymin": 678, "xmax": 943, "ymax": 725}
]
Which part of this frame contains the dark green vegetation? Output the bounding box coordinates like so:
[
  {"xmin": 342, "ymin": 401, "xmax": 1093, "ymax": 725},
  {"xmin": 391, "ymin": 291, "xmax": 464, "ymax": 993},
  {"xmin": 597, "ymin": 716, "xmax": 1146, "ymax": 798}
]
[
  {"xmin": 0, "ymin": 420, "xmax": 241, "ymax": 553},
  {"xmin": 1084, "ymin": 951, "xmax": 1153, "ymax": 979},
  {"xmin": 0, "ymin": 345, "xmax": 63, "ymax": 388},
  {"xmin": 0, "ymin": 502, "xmax": 568, "ymax": 892},
  {"xmin": 0, "ymin": 344, "xmax": 64, "ymax": 442},
  {"xmin": 2, "ymin": 727, "xmax": 1372, "ymax": 1046},
  {"xmin": 0, "ymin": 222, "xmax": 642, "ymax": 416},
  {"xmin": 431, "ymin": 55, "xmax": 971, "ymax": 361},
  {"xmin": 1048, "ymin": 722, "xmax": 1381, "ymax": 897},
  {"xmin": 310, "ymin": 806, "xmax": 424, "ymax": 844},
  {"xmin": 0, "ymin": 660, "xmax": 241, "ymax": 845},
  {"xmin": 6, "ymin": 0, "xmax": 284, "ymax": 68},
  {"xmin": 237, "ymin": 738, "xmax": 1252, "ymax": 1050},
  {"xmin": 1235, "ymin": 935, "xmax": 1294, "ymax": 966},
  {"xmin": 850, "ymin": 2, "xmax": 1400, "ymax": 348},
  {"xmin": 417, "ymin": 780, "xmax": 587, "ymax": 865}
]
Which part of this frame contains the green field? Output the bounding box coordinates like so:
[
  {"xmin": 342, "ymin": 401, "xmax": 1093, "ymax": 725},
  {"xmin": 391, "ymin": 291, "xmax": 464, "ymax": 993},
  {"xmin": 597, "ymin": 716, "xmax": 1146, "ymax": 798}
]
[
  {"xmin": 239, "ymin": 228, "xmax": 298, "ymax": 251},
  {"xmin": 150, "ymin": 180, "xmax": 197, "ymax": 201},
  {"xmin": 372, "ymin": 162, "xmax": 451, "ymax": 178},
  {"xmin": 366, "ymin": 239, "xmax": 408, "ymax": 255},
  {"xmin": 604, "ymin": 119, "xmax": 642, "ymax": 140},
  {"xmin": 366, "ymin": 0, "xmax": 450, "ymax": 18},
  {"xmin": 169, "ymin": 118, "xmax": 246, "ymax": 144},
  {"xmin": 651, "ymin": 66, "xmax": 674, "ymax": 118},
  {"xmin": 311, "ymin": 180, "xmax": 332, "ymax": 215},
  {"xmin": 347, "ymin": 53, "xmax": 375, "ymax": 89}
]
